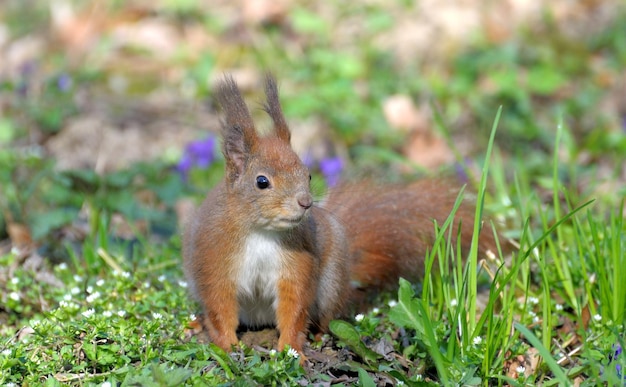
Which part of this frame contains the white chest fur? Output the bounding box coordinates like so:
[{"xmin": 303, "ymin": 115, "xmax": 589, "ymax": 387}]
[{"xmin": 236, "ymin": 231, "xmax": 283, "ymax": 327}]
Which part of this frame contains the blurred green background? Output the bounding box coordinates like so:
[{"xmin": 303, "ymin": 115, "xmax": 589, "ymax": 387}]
[{"xmin": 1, "ymin": 0, "xmax": 625, "ymax": 263}]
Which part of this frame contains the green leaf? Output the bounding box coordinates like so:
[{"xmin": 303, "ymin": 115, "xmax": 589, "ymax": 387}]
[
  {"xmin": 388, "ymin": 279, "xmax": 425, "ymax": 338},
  {"xmin": 0, "ymin": 118, "xmax": 15, "ymax": 143},
  {"xmin": 291, "ymin": 8, "xmax": 329, "ymax": 37},
  {"xmin": 357, "ymin": 367, "xmax": 376, "ymax": 387},
  {"xmin": 29, "ymin": 207, "xmax": 80, "ymax": 240},
  {"xmin": 526, "ymin": 67, "xmax": 566, "ymax": 95},
  {"xmin": 329, "ymin": 320, "xmax": 381, "ymax": 364},
  {"xmin": 151, "ymin": 363, "xmax": 192, "ymax": 387}
]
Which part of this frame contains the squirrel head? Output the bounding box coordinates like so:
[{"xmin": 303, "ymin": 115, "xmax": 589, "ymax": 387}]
[{"xmin": 215, "ymin": 74, "xmax": 313, "ymax": 231}]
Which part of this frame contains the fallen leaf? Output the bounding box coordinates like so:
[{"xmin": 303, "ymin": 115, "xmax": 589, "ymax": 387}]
[
  {"xmin": 243, "ymin": 0, "xmax": 291, "ymax": 25},
  {"xmin": 7, "ymin": 222, "xmax": 34, "ymax": 254},
  {"xmin": 382, "ymin": 94, "xmax": 423, "ymax": 133},
  {"xmin": 404, "ymin": 131, "xmax": 454, "ymax": 169}
]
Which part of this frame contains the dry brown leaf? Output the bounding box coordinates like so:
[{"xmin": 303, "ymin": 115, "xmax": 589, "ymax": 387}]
[
  {"xmin": 17, "ymin": 326, "xmax": 35, "ymax": 341},
  {"xmin": 2, "ymin": 35, "xmax": 45, "ymax": 79},
  {"xmin": 239, "ymin": 328, "xmax": 279, "ymax": 349},
  {"xmin": 404, "ymin": 131, "xmax": 454, "ymax": 169},
  {"xmin": 50, "ymin": 0, "xmax": 105, "ymax": 56},
  {"xmin": 7, "ymin": 222, "xmax": 34, "ymax": 255},
  {"xmin": 527, "ymin": 347, "xmax": 541, "ymax": 376},
  {"xmin": 242, "ymin": 0, "xmax": 291, "ymax": 25},
  {"xmin": 382, "ymin": 94, "xmax": 423, "ymax": 133},
  {"xmin": 381, "ymin": 95, "xmax": 455, "ymax": 168},
  {"xmin": 110, "ymin": 19, "xmax": 180, "ymax": 58}
]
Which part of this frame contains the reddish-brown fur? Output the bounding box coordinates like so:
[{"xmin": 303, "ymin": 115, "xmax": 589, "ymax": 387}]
[
  {"xmin": 182, "ymin": 75, "xmax": 500, "ymax": 358},
  {"xmin": 325, "ymin": 180, "xmax": 499, "ymax": 303}
]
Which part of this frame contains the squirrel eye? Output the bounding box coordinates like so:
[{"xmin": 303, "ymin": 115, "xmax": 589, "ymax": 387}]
[{"xmin": 256, "ymin": 175, "xmax": 270, "ymax": 189}]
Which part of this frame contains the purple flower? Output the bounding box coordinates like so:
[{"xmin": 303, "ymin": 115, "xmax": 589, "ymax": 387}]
[
  {"xmin": 19, "ymin": 61, "xmax": 37, "ymax": 78},
  {"xmin": 176, "ymin": 154, "xmax": 193, "ymax": 176},
  {"xmin": 455, "ymin": 162, "xmax": 468, "ymax": 183},
  {"xmin": 610, "ymin": 344, "xmax": 624, "ymax": 380},
  {"xmin": 176, "ymin": 136, "xmax": 217, "ymax": 180},
  {"xmin": 319, "ymin": 156, "xmax": 343, "ymax": 187},
  {"xmin": 186, "ymin": 136, "xmax": 216, "ymax": 168},
  {"xmin": 616, "ymin": 345, "xmax": 623, "ymax": 378},
  {"xmin": 301, "ymin": 153, "xmax": 315, "ymax": 169},
  {"xmin": 57, "ymin": 73, "xmax": 73, "ymax": 92},
  {"xmin": 16, "ymin": 61, "xmax": 37, "ymax": 98}
]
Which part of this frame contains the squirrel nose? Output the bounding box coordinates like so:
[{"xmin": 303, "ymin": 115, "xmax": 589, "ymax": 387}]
[{"xmin": 296, "ymin": 193, "xmax": 313, "ymax": 209}]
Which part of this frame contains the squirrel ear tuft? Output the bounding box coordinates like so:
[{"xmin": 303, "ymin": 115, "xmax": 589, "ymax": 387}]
[
  {"xmin": 263, "ymin": 73, "xmax": 291, "ymax": 143},
  {"xmin": 216, "ymin": 75, "xmax": 258, "ymax": 180}
]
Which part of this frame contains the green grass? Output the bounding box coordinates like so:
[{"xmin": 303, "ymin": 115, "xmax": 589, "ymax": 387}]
[
  {"xmin": 1, "ymin": 0, "xmax": 626, "ymax": 385},
  {"xmin": 2, "ymin": 117, "xmax": 624, "ymax": 385}
]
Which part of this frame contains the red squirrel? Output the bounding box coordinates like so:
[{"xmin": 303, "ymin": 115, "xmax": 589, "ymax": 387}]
[{"xmin": 182, "ymin": 74, "xmax": 499, "ymax": 357}]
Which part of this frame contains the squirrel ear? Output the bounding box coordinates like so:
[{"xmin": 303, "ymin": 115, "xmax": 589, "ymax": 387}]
[
  {"xmin": 216, "ymin": 75, "xmax": 258, "ymax": 180},
  {"xmin": 263, "ymin": 74, "xmax": 291, "ymax": 143}
]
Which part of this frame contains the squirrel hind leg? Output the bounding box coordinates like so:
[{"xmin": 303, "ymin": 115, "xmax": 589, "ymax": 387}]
[{"xmin": 199, "ymin": 313, "xmax": 239, "ymax": 351}]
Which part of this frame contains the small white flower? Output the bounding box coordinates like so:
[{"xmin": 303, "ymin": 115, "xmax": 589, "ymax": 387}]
[
  {"xmin": 532, "ymin": 315, "xmax": 540, "ymax": 323},
  {"xmin": 516, "ymin": 365, "xmax": 526, "ymax": 374},
  {"xmin": 528, "ymin": 297, "xmax": 539, "ymax": 305},
  {"xmin": 531, "ymin": 247, "xmax": 540, "ymax": 259},
  {"xmin": 86, "ymin": 292, "xmax": 101, "ymax": 303},
  {"xmin": 2, "ymin": 349, "xmax": 11, "ymax": 356},
  {"xmin": 372, "ymin": 307, "xmax": 380, "ymax": 314},
  {"xmin": 355, "ymin": 314, "xmax": 364, "ymax": 322},
  {"xmin": 96, "ymin": 279, "xmax": 105, "ymax": 287},
  {"xmin": 112, "ymin": 270, "xmax": 120, "ymax": 277},
  {"xmin": 269, "ymin": 349, "xmax": 277, "ymax": 357},
  {"xmin": 73, "ymin": 275, "xmax": 83, "ymax": 282},
  {"xmin": 71, "ymin": 287, "xmax": 80, "ymax": 295},
  {"xmin": 158, "ymin": 275, "xmax": 166, "ymax": 282},
  {"xmin": 101, "ymin": 382, "xmax": 112, "ymax": 387},
  {"xmin": 86, "ymin": 286, "xmax": 94, "ymax": 294},
  {"xmin": 189, "ymin": 314, "xmax": 197, "ymax": 321},
  {"xmin": 473, "ymin": 336, "xmax": 482, "ymax": 345},
  {"xmin": 11, "ymin": 277, "xmax": 19, "ymax": 285},
  {"xmin": 9, "ymin": 292, "xmax": 20, "ymax": 301},
  {"xmin": 152, "ymin": 312, "xmax": 163, "ymax": 320},
  {"xmin": 82, "ymin": 309, "xmax": 95, "ymax": 318},
  {"xmin": 555, "ymin": 304, "xmax": 564, "ymax": 311},
  {"xmin": 450, "ymin": 298, "xmax": 458, "ymax": 307},
  {"xmin": 117, "ymin": 310, "xmax": 127, "ymax": 317},
  {"xmin": 396, "ymin": 381, "xmax": 405, "ymax": 386},
  {"xmin": 414, "ymin": 374, "xmax": 423, "ymax": 381},
  {"xmin": 593, "ymin": 314, "xmax": 602, "ymax": 322},
  {"xmin": 388, "ymin": 300, "xmax": 397, "ymax": 308},
  {"xmin": 121, "ymin": 272, "xmax": 131, "ymax": 278},
  {"xmin": 59, "ymin": 300, "xmax": 70, "ymax": 308},
  {"xmin": 178, "ymin": 280, "xmax": 188, "ymax": 288},
  {"xmin": 58, "ymin": 262, "xmax": 68, "ymax": 271},
  {"xmin": 287, "ymin": 347, "xmax": 299, "ymax": 358},
  {"xmin": 144, "ymin": 282, "xmax": 151, "ymax": 289},
  {"xmin": 63, "ymin": 294, "xmax": 72, "ymax": 301},
  {"xmin": 102, "ymin": 311, "xmax": 113, "ymax": 318}
]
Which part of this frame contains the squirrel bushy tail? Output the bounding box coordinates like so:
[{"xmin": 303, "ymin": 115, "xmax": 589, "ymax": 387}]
[{"xmin": 325, "ymin": 179, "xmax": 500, "ymax": 303}]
